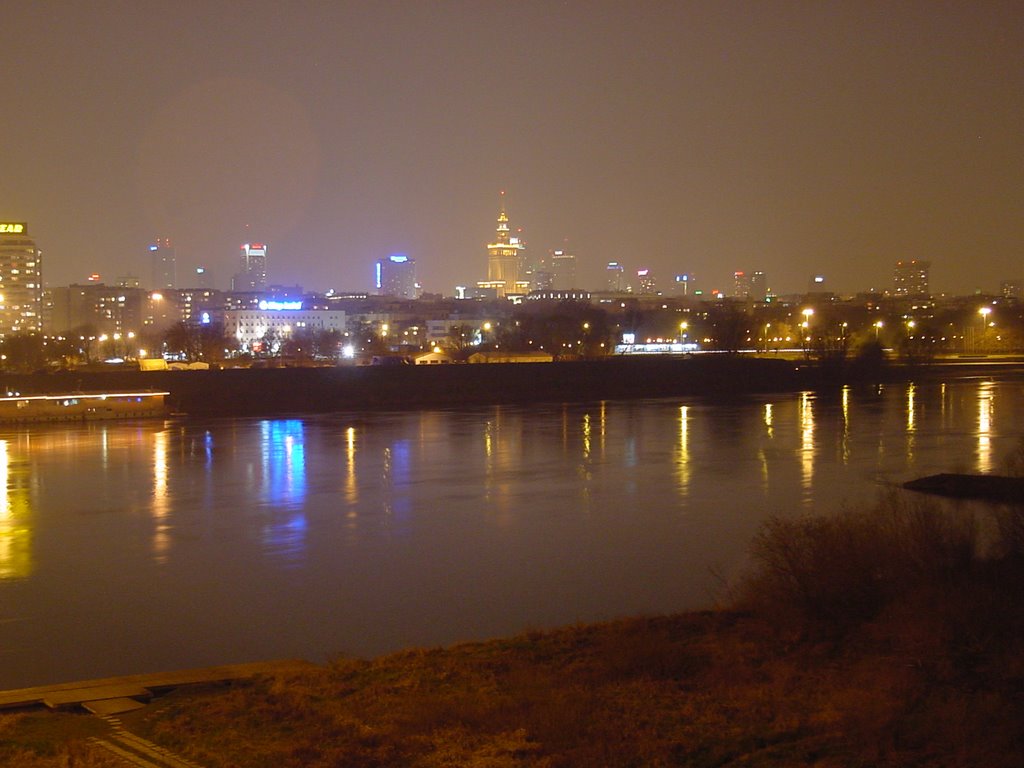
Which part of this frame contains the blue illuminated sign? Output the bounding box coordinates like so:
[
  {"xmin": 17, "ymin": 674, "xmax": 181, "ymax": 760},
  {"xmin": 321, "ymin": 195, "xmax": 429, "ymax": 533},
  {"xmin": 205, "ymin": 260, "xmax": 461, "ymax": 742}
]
[
  {"xmin": 389, "ymin": 254, "xmax": 409, "ymax": 263},
  {"xmin": 258, "ymin": 300, "xmax": 303, "ymax": 311}
]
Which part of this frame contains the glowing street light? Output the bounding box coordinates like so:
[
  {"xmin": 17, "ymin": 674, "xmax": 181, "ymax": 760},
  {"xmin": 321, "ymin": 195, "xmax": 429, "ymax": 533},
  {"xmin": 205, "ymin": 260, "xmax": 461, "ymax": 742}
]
[{"xmin": 874, "ymin": 320, "xmax": 884, "ymax": 339}]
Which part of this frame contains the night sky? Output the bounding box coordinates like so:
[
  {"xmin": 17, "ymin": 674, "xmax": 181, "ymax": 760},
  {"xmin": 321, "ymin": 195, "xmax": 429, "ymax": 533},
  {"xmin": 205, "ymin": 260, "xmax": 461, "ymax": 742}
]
[{"xmin": 3, "ymin": 1, "xmax": 1022, "ymax": 296}]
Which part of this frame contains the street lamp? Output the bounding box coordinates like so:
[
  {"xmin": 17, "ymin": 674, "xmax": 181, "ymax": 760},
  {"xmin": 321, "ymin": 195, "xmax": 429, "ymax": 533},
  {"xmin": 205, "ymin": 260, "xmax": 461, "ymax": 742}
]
[
  {"xmin": 874, "ymin": 320, "xmax": 883, "ymax": 339},
  {"xmin": 978, "ymin": 307, "xmax": 992, "ymax": 351},
  {"xmin": 679, "ymin": 321, "xmax": 688, "ymax": 343}
]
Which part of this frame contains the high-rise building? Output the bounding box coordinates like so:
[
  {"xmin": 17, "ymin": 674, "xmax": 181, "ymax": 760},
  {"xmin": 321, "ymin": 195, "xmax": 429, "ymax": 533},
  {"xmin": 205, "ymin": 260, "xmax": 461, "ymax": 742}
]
[
  {"xmin": 148, "ymin": 237, "xmax": 176, "ymax": 289},
  {"xmin": 550, "ymin": 250, "xmax": 576, "ymax": 290},
  {"xmin": 637, "ymin": 268, "xmax": 657, "ymax": 295},
  {"xmin": 484, "ymin": 194, "xmax": 524, "ymax": 298},
  {"xmin": 734, "ymin": 270, "xmax": 767, "ymax": 300},
  {"xmin": 893, "ymin": 260, "xmax": 930, "ymax": 297},
  {"xmin": 376, "ymin": 253, "xmax": 420, "ymax": 299},
  {"xmin": 1000, "ymin": 279, "xmax": 1022, "ymax": 299},
  {"xmin": 607, "ymin": 262, "xmax": 626, "ymax": 292},
  {"xmin": 193, "ymin": 266, "xmax": 212, "ymax": 289},
  {"xmin": 232, "ymin": 242, "xmax": 268, "ymax": 292},
  {"xmin": 0, "ymin": 221, "xmax": 43, "ymax": 335},
  {"xmin": 733, "ymin": 271, "xmax": 751, "ymax": 298}
]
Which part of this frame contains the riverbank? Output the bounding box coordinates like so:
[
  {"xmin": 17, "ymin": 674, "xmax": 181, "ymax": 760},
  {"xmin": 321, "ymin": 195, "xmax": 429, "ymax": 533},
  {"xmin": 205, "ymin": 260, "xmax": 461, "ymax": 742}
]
[
  {"xmin": 3, "ymin": 355, "xmax": 1023, "ymax": 418},
  {"xmin": 4, "ymin": 494, "xmax": 1023, "ymax": 766}
]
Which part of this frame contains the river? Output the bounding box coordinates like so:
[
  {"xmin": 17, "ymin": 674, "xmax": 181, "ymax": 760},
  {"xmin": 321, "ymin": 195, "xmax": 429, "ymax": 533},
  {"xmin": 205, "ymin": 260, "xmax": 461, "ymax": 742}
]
[{"xmin": 0, "ymin": 376, "xmax": 1021, "ymax": 689}]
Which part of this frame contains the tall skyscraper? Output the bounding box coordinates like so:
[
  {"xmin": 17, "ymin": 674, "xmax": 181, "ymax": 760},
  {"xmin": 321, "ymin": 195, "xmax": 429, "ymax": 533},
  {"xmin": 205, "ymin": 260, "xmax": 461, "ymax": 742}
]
[
  {"xmin": 233, "ymin": 242, "xmax": 268, "ymax": 292},
  {"xmin": 376, "ymin": 253, "xmax": 419, "ymax": 299},
  {"xmin": 893, "ymin": 260, "xmax": 931, "ymax": 297},
  {"xmin": 751, "ymin": 271, "xmax": 767, "ymax": 300},
  {"xmin": 733, "ymin": 271, "xmax": 752, "ymax": 298},
  {"xmin": 193, "ymin": 266, "xmax": 212, "ymax": 289},
  {"xmin": 148, "ymin": 237, "xmax": 176, "ymax": 289},
  {"xmin": 0, "ymin": 221, "xmax": 43, "ymax": 335},
  {"xmin": 607, "ymin": 262, "xmax": 625, "ymax": 292},
  {"xmin": 550, "ymin": 249, "xmax": 577, "ymax": 290},
  {"xmin": 734, "ymin": 270, "xmax": 767, "ymax": 299},
  {"xmin": 485, "ymin": 193, "xmax": 524, "ymax": 298},
  {"xmin": 637, "ymin": 268, "xmax": 657, "ymax": 294}
]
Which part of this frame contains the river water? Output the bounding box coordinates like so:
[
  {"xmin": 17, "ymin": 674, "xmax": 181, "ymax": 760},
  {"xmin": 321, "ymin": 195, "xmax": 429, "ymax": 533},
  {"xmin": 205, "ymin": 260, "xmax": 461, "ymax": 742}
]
[{"xmin": 0, "ymin": 376, "xmax": 1021, "ymax": 689}]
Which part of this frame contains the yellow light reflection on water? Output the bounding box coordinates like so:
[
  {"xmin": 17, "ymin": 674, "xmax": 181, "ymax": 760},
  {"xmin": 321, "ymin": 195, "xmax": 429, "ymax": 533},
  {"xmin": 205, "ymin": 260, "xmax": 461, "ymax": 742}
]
[
  {"xmin": 582, "ymin": 412, "xmax": 591, "ymax": 460},
  {"xmin": 151, "ymin": 429, "xmax": 170, "ymax": 564},
  {"xmin": 906, "ymin": 383, "xmax": 916, "ymax": 433},
  {"xmin": 675, "ymin": 405, "xmax": 690, "ymax": 491},
  {"xmin": 345, "ymin": 426, "xmax": 358, "ymax": 509},
  {"xmin": 0, "ymin": 439, "xmax": 33, "ymax": 579},
  {"xmin": 978, "ymin": 381, "xmax": 993, "ymax": 472},
  {"xmin": 841, "ymin": 385, "xmax": 851, "ymax": 464},
  {"xmin": 799, "ymin": 392, "xmax": 814, "ymax": 503},
  {"xmin": 905, "ymin": 383, "xmax": 917, "ymax": 463}
]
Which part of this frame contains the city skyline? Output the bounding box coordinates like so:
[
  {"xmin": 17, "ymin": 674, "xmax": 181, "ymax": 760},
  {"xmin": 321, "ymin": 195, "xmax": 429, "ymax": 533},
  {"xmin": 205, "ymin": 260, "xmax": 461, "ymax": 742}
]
[{"xmin": 2, "ymin": 2, "xmax": 1021, "ymax": 296}]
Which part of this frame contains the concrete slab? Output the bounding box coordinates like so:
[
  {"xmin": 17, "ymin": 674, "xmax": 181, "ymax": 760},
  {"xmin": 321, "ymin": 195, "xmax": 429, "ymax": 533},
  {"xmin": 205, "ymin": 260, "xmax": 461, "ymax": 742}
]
[
  {"xmin": 0, "ymin": 659, "xmax": 314, "ymax": 711},
  {"xmin": 43, "ymin": 684, "xmax": 152, "ymax": 709},
  {"xmin": 83, "ymin": 697, "xmax": 149, "ymax": 716}
]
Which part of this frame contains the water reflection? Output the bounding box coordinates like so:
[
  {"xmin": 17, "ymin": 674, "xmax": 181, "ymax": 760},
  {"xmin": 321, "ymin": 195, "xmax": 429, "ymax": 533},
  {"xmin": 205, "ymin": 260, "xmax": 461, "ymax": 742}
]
[
  {"xmin": 0, "ymin": 379, "xmax": 1020, "ymax": 690},
  {"xmin": 978, "ymin": 381, "xmax": 993, "ymax": 472},
  {"xmin": 905, "ymin": 383, "xmax": 917, "ymax": 462},
  {"xmin": 799, "ymin": 391, "xmax": 814, "ymax": 503},
  {"xmin": 675, "ymin": 405, "xmax": 690, "ymax": 492},
  {"xmin": 259, "ymin": 420, "xmax": 308, "ymax": 565},
  {"xmin": 345, "ymin": 426, "xmax": 358, "ymax": 509},
  {"xmin": 151, "ymin": 428, "xmax": 171, "ymax": 564},
  {"xmin": 0, "ymin": 439, "xmax": 32, "ymax": 579}
]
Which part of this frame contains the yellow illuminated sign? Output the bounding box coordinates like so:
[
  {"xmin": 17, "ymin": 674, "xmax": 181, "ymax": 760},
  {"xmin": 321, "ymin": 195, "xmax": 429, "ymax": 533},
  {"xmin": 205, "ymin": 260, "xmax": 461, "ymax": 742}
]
[{"xmin": 0, "ymin": 223, "xmax": 26, "ymax": 234}]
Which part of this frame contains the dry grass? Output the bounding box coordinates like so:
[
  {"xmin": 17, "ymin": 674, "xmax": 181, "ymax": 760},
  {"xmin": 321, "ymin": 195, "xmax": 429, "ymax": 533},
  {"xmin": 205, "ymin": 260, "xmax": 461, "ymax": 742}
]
[{"xmin": 0, "ymin": 710, "xmax": 121, "ymax": 767}]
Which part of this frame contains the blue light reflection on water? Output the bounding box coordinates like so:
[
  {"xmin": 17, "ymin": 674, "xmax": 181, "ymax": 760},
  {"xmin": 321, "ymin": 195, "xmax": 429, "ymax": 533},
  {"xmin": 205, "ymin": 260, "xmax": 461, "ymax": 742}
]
[{"xmin": 258, "ymin": 419, "xmax": 308, "ymax": 565}]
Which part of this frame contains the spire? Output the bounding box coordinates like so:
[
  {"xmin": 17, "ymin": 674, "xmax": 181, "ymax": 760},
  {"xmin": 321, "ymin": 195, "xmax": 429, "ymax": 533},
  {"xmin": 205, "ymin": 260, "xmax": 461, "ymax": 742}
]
[{"xmin": 496, "ymin": 190, "xmax": 510, "ymax": 244}]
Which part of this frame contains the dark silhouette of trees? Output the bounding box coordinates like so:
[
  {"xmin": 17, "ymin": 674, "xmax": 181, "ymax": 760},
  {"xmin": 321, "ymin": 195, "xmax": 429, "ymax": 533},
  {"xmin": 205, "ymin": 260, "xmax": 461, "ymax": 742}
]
[
  {"xmin": 164, "ymin": 322, "xmax": 236, "ymax": 362},
  {"xmin": 0, "ymin": 334, "xmax": 47, "ymax": 372}
]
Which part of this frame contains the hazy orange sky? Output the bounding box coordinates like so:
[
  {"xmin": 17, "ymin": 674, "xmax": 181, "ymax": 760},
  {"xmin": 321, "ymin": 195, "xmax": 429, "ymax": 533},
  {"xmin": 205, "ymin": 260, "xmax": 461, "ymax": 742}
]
[{"xmin": 3, "ymin": 1, "xmax": 1021, "ymax": 296}]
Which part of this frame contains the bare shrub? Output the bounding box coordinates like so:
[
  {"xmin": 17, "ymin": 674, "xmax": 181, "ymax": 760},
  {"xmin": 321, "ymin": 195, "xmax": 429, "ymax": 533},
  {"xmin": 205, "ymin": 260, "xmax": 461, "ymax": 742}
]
[{"xmin": 736, "ymin": 493, "xmax": 980, "ymax": 630}]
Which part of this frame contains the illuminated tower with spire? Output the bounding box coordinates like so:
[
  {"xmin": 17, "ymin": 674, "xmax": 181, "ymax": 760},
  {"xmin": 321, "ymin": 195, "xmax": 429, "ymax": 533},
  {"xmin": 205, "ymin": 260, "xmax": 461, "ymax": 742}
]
[{"xmin": 485, "ymin": 192, "xmax": 525, "ymax": 298}]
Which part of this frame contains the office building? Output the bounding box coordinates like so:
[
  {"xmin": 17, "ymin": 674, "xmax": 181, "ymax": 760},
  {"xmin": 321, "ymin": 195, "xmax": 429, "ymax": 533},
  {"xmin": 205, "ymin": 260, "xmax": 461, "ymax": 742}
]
[
  {"xmin": 376, "ymin": 253, "xmax": 420, "ymax": 299},
  {"xmin": 0, "ymin": 221, "xmax": 43, "ymax": 335},
  {"xmin": 893, "ymin": 260, "xmax": 930, "ymax": 297},
  {"xmin": 607, "ymin": 262, "xmax": 626, "ymax": 292},
  {"xmin": 149, "ymin": 238, "xmax": 176, "ymax": 289},
  {"xmin": 637, "ymin": 268, "xmax": 657, "ymax": 295},
  {"xmin": 232, "ymin": 242, "xmax": 268, "ymax": 292},
  {"xmin": 550, "ymin": 249, "xmax": 576, "ymax": 290},
  {"xmin": 48, "ymin": 283, "xmax": 146, "ymax": 336},
  {"xmin": 224, "ymin": 301, "xmax": 347, "ymax": 351},
  {"xmin": 735, "ymin": 270, "xmax": 767, "ymax": 300}
]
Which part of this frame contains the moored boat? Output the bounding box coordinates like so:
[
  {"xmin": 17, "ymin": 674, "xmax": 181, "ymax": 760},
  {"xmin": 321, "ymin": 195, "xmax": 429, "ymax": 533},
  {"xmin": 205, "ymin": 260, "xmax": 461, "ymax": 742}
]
[{"xmin": 0, "ymin": 391, "xmax": 169, "ymax": 423}]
